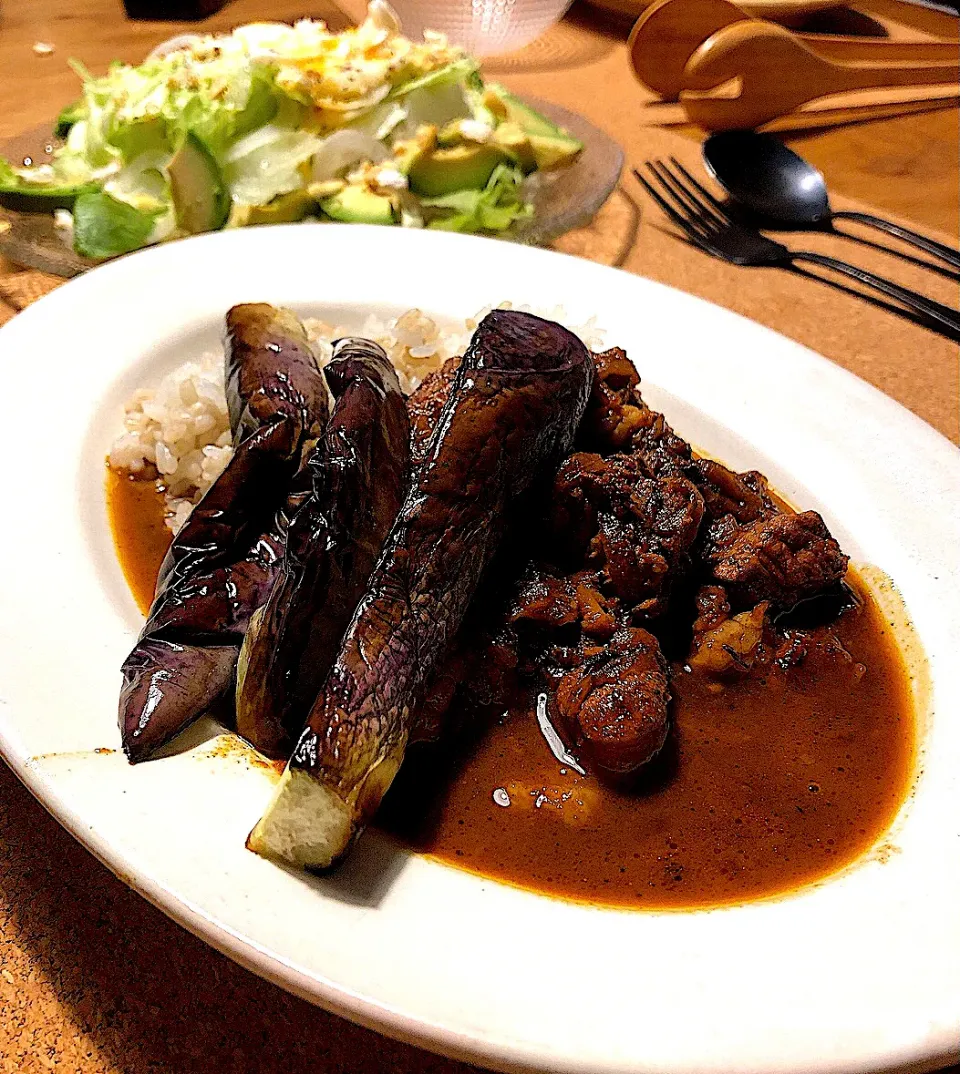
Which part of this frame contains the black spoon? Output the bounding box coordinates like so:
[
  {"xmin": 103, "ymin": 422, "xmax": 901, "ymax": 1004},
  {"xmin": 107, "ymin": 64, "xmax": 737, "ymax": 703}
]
[{"xmin": 703, "ymin": 131, "xmax": 960, "ymax": 272}]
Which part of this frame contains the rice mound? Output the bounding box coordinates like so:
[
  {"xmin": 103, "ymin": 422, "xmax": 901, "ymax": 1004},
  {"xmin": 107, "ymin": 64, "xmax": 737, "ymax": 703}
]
[{"xmin": 108, "ymin": 305, "xmax": 605, "ymax": 533}]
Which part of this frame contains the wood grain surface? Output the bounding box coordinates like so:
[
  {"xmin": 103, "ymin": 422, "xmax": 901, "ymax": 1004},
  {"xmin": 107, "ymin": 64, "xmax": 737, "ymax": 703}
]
[{"xmin": 0, "ymin": 2, "xmax": 958, "ymax": 1073}]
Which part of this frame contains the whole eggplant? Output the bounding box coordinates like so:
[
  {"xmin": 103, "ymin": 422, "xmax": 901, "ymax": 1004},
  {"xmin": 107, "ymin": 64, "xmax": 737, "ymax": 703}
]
[
  {"xmin": 235, "ymin": 338, "xmax": 410, "ymax": 759},
  {"xmin": 248, "ymin": 310, "xmax": 595, "ymax": 869},
  {"xmin": 119, "ymin": 304, "xmax": 329, "ymax": 762}
]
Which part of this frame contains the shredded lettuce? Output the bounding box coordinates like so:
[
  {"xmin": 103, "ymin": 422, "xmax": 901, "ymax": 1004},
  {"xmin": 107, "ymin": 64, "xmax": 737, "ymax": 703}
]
[
  {"xmin": 61, "ymin": 52, "xmax": 285, "ymax": 176},
  {"xmin": 224, "ymin": 125, "xmax": 323, "ymax": 205},
  {"xmin": 422, "ymin": 163, "xmax": 532, "ymax": 233},
  {"xmin": 104, "ymin": 150, "xmax": 170, "ymax": 212},
  {"xmin": 390, "ymin": 58, "xmax": 479, "ymax": 99},
  {"xmin": 54, "ymin": 99, "xmax": 86, "ymax": 138}
]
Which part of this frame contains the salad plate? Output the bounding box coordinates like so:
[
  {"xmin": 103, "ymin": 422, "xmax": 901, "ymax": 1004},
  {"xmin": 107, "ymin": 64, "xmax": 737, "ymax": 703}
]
[
  {"xmin": 0, "ymin": 224, "xmax": 958, "ymax": 1074},
  {"xmin": 0, "ymin": 6, "xmax": 622, "ymax": 277}
]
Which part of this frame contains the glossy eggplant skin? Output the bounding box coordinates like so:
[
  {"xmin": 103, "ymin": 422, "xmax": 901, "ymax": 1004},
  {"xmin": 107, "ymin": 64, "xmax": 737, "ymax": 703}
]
[
  {"xmin": 119, "ymin": 304, "xmax": 329, "ymax": 763},
  {"xmin": 224, "ymin": 303, "xmax": 333, "ymax": 447},
  {"xmin": 236, "ymin": 338, "xmax": 410, "ymax": 759},
  {"xmin": 262, "ymin": 311, "xmax": 595, "ymax": 867}
]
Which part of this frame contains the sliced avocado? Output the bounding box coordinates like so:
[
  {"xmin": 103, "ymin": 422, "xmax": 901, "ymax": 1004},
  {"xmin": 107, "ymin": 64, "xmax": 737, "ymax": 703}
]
[
  {"xmin": 528, "ymin": 133, "xmax": 582, "ymax": 170},
  {"xmin": 393, "ymin": 125, "xmax": 437, "ymax": 177},
  {"xmin": 227, "ymin": 189, "xmax": 313, "ymax": 228},
  {"xmin": 166, "ymin": 132, "xmax": 229, "ymax": 234},
  {"xmin": 0, "ymin": 159, "xmax": 97, "ymax": 212},
  {"xmin": 408, "ymin": 143, "xmax": 506, "ymax": 198},
  {"xmin": 490, "ymin": 122, "xmax": 536, "ymax": 174},
  {"xmin": 486, "ymin": 84, "xmax": 583, "ymax": 158},
  {"xmin": 320, "ymin": 185, "xmax": 397, "ymax": 225}
]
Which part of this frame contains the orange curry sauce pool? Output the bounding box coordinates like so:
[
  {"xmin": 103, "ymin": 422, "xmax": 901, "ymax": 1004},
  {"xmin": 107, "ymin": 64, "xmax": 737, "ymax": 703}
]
[{"xmin": 108, "ymin": 469, "xmax": 916, "ymax": 910}]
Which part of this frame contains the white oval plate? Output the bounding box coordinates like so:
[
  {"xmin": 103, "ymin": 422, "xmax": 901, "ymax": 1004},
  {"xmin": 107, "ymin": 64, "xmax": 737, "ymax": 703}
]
[{"xmin": 0, "ymin": 225, "xmax": 957, "ymax": 1074}]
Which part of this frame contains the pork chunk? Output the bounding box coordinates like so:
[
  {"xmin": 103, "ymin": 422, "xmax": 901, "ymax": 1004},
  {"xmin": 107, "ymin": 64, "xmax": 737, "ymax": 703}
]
[
  {"xmin": 555, "ymin": 626, "xmax": 670, "ymax": 776},
  {"xmin": 551, "ymin": 452, "xmax": 704, "ymax": 616},
  {"xmin": 707, "ymin": 511, "xmax": 849, "ymax": 610}
]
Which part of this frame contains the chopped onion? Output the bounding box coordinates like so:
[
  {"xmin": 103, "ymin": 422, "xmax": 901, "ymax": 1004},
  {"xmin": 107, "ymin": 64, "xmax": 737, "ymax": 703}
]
[
  {"xmin": 146, "ymin": 34, "xmax": 203, "ymax": 61},
  {"xmin": 310, "ymin": 129, "xmax": 388, "ymax": 182}
]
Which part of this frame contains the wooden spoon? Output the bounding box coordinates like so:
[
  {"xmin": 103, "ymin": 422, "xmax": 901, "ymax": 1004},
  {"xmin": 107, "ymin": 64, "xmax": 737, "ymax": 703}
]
[
  {"xmin": 681, "ymin": 18, "xmax": 959, "ymax": 127},
  {"xmin": 629, "ymin": 0, "xmax": 960, "ymax": 98},
  {"xmin": 594, "ymin": 0, "xmax": 839, "ymax": 27},
  {"xmin": 609, "ymin": 0, "xmax": 960, "ymax": 30},
  {"xmin": 644, "ymin": 81, "xmax": 960, "ymax": 131}
]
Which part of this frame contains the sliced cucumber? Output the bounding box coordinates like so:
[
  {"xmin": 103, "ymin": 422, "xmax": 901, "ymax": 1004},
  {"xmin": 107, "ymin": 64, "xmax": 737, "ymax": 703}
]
[
  {"xmin": 0, "ymin": 159, "xmax": 96, "ymax": 212},
  {"xmin": 167, "ymin": 132, "xmax": 229, "ymax": 234}
]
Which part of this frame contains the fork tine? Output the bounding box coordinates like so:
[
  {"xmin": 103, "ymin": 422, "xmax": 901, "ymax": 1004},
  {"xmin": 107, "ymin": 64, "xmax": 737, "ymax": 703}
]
[
  {"xmin": 669, "ymin": 158, "xmax": 728, "ymax": 214},
  {"xmin": 650, "ymin": 160, "xmax": 726, "ymax": 233},
  {"xmin": 632, "ymin": 167, "xmax": 709, "ymax": 243},
  {"xmin": 634, "ymin": 165, "xmax": 711, "ymax": 241}
]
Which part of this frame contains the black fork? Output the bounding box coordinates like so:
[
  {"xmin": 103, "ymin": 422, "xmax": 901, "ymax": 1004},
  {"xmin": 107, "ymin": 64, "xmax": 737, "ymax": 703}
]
[{"xmin": 634, "ymin": 159, "xmax": 960, "ymax": 339}]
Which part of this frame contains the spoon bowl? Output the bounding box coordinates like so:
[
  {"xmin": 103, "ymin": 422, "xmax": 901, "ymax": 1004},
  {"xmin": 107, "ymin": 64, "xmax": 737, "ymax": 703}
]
[
  {"xmin": 703, "ymin": 130, "xmax": 831, "ymax": 223},
  {"xmin": 702, "ymin": 130, "xmax": 960, "ymax": 269}
]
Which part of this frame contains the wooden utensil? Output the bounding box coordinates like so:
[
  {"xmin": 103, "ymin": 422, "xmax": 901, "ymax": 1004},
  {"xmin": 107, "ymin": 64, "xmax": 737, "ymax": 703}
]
[
  {"xmin": 642, "ymin": 80, "xmax": 959, "ymax": 130},
  {"xmin": 592, "ymin": 0, "xmax": 841, "ymax": 28},
  {"xmin": 681, "ymin": 19, "xmax": 959, "ymax": 128},
  {"xmin": 629, "ymin": 0, "xmax": 960, "ymax": 98},
  {"xmin": 606, "ymin": 0, "xmax": 960, "ymax": 29},
  {"xmin": 856, "ymin": 0, "xmax": 960, "ymax": 38},
  {"xmin": 643, "ymin": 81, "xmax": 960, "ymax": 130}
]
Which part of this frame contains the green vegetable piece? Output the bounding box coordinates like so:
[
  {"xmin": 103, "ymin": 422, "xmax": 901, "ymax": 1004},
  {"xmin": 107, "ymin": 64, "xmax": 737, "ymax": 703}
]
[
  {"xmin": 72, "ymin": 191, "xmax": 158, "ymax": 258},
  {"xmin": 167, "ymin": 133, "xmax": 229, "ymax": 234},
  {"xmin": 54, "ymin": 99, "xmax": 86, "ymax": 139},
  {"xmin": 486, "ymin": 84, "xmax": 582, "ymax": 149},
  {"xmin": 528, "ymin": 133, "xmax": 582, "ymax": 170},
  {"xmin": 0, "ymin": 159, "xmax": 97, "ymax": 212},
  {"xmin": 391, "ymin": 59, "xmax": 479, "ymax": 99},
  {"xmin": 228, "ymin": 189, "xmax": 313, "ymax": 227},
  {"xmin": 320, "ymin": 185, "xmax": 396, "ymax": 225},
  {"xmin": 422, "ymin": 162, "xmax": 531, "ymax": 234},
  {"xmin": 408, "ymin": 143, "xmax": 506, "ymax": 197}
]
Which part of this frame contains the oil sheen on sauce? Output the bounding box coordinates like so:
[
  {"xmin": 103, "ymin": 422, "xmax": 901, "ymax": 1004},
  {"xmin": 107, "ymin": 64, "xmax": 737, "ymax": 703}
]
[{"xmin": 108, "ymin": 470, "xmax": 917, "ymax": 911}]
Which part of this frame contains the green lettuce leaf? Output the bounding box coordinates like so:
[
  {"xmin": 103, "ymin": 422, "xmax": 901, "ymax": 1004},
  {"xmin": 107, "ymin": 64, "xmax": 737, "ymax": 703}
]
[
  {"xmin": 223, "ymin": 124, "xmax": 322, "ymax": 206},
  {"xmin": 422, "ymin": 163, "xmax": 532, "ymax": 233},
  {"xmin": 72, "ymin": 190, "xmax": 160, "ymax": 258}
]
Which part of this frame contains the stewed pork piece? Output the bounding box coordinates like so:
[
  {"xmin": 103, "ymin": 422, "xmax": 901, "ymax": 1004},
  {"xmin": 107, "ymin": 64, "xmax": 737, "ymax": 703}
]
[
  {"xmin": 704, "ymin": 510, "xmax": 850, "ymax": 610},
  {"xmin": 580, "ymin": 345, "xmax": 848, "ymax": 608},
  {"xmin": 248, "ymin": 310, "xmax": 595, "ymax": 870},
  {"xmin": 554, "ymin": 626, "xmax": 671, "ymax": 775},
  {"xmin": 550, "ymin": 451, "xmax": 704, "ymax": 617},
  {"xmin": 688, "ymin": 585, "xmax": 771, "ymax": 676}
]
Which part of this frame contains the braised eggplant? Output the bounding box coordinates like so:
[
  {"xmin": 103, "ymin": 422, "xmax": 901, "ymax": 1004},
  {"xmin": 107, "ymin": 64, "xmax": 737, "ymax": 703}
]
[
  {"xmin": 248, "ymin": 310, "xmax": 595, "ymax": 869},
  {"xmin": 119, "ymin": 304, "xmax": 329, "ymax": 762},
  {"xmin": 235, "ymin": 338, "xmax": 410, "ymax": 759}
]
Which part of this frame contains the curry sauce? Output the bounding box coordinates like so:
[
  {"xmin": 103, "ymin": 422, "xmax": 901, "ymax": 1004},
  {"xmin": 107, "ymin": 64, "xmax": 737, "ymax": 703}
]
[{"xmin": 108, "ymin": 469, "xmax": 917, "ymax": 910}]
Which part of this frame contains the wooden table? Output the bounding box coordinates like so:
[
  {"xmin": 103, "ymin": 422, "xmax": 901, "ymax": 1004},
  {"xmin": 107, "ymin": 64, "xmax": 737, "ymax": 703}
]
[{"xmin": 0, "ymin": 3, "xmax": 957, "ymax": 1072}]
